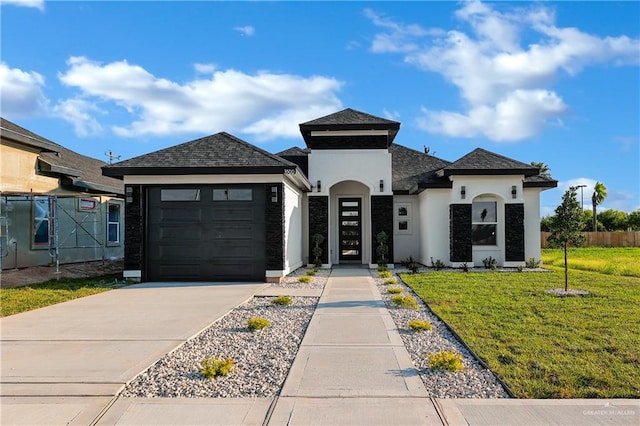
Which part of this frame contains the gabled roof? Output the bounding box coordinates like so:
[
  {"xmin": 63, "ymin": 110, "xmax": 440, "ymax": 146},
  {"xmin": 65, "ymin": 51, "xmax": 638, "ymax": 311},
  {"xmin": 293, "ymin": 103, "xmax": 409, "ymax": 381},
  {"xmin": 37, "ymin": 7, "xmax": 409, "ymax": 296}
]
[
  {"xmin": 276, "ymin": 146, "xmax": 310, "ymax": 156},
  {"xmin": 390, "ymin": 145, "xmax": 452, "ymax": 193},
  {"xmin": 1, "ymin": 117, "xmax": 124, "ymax": 195},
  {"xmin": 437, "ymin": 148, "xmax": 540, "ymax": 177},
  {"xmin": 103, "ymin": 132, "xmax": 302, "ymax": 178},
  {"xmin": 299, "ymin": 108, "xmax": 400, "ymax": 148}
]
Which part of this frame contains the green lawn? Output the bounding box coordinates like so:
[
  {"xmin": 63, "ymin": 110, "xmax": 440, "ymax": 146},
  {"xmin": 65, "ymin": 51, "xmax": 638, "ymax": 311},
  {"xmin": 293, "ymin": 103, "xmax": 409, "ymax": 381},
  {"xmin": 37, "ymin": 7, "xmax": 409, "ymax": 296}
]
[
  {"xmin": 1, "ymin": 275, "xmax": 123, "ymax": 317},
  {"xmin": 401, "ymin": 268, "xmax": 640, "ymax": 398},
  {"xmin": 542, "ymin": 247, "xmax": 640, "ymax": 277}
]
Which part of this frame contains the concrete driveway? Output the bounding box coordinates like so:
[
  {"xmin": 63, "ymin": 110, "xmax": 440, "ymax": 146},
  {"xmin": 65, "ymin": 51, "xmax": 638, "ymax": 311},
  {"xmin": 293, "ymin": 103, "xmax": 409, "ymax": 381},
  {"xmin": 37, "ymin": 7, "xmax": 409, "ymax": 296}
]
[{"xmin": 0, "ymin": 281, "xmax": 267, "ymax": 425}]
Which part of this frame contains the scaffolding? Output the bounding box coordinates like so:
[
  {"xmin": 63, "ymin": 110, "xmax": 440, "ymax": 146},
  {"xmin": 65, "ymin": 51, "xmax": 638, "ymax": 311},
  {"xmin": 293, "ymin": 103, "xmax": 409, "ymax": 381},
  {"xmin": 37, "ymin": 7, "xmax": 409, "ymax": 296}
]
[{"xmin": 1, "ymin": 191, "xmax": 120, "ymax": 276}]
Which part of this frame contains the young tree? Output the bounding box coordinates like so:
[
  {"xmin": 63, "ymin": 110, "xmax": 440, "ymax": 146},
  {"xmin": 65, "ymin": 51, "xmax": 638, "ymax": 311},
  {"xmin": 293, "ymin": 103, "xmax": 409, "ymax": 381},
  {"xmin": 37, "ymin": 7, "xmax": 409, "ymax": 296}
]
[
  {"xmin": 547, "ymin": 187, "xmax": 586, "ymax": 291},
  {"xmin": 591, "ymin": 181, "xmax": 607, "ymax": 232}
]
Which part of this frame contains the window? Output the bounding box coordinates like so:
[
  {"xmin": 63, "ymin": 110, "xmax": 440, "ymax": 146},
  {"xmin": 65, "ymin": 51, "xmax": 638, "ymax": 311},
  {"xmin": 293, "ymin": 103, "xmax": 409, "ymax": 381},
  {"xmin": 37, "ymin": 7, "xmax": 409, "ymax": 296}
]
[
  {"xmin": 107, "ymin": 203, "xmax": 121, "ymax": 244},
  {"xmin": 395, "ymin": 203, "xmax": 411, "ymax": 234},
  {"xmin": 472, "ymin": 201, "xmax": 497, "ymax": 245},
  {"xmin": 213, "ymin": 189, "xmax": 253, "ymax": 201},
  {"xmin": 33, "ymin": 196, "xmax": 50, "ymax": 245},
  {"xmin": 160, "ymin": 189, "xmax": 200, "ymax": 201}
]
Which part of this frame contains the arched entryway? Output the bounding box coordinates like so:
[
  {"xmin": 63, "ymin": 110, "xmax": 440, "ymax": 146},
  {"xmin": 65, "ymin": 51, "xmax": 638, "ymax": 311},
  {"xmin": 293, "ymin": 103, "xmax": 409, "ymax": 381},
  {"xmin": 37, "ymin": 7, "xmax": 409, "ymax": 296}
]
[{"xmin": 329, "ymin": 180, "xmax": 371, "ymax": 265}]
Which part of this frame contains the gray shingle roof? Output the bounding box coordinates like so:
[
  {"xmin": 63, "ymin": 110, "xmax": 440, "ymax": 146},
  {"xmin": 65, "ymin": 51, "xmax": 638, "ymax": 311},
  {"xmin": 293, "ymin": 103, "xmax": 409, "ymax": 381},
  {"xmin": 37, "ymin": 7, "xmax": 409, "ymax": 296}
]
[
  {"xmin": 390, "ymin": 145, "xmax": 451, "ymax": 192},
  {"xmin": 439, "ymin": 148, "xmax": 540, "ymax": 177},
  {"xmin": 104, "ymin": 132, "xmax": 298, "ymax": 177},
  {"xmin": 1, "ymin": 117, "xmax": 124, "ymax": 195},
  {"xmin": 276, "ymin": 146, "xmax": 310, "ymax": 156},
  {"xmin": 300, "ymin": 108, "xmax": 400, "ymax": 127}
]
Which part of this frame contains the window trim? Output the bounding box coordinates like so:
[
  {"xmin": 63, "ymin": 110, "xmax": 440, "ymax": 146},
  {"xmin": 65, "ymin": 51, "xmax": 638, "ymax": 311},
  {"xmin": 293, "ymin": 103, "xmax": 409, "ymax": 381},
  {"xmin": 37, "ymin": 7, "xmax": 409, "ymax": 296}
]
[
  {"xmin": 394, "ymin": 203, "xmax": 412, "ymax": 235},
  {"xmin": 107, "ymin": 202, "xmax": 122, "ymax": 246},
  {"xmin": 472, "ymin": 200, "xmax": 498, "ymax": 246},
  {"xmin": 32, "ymin": 196, "xmax": 50, "ymax": 248}
]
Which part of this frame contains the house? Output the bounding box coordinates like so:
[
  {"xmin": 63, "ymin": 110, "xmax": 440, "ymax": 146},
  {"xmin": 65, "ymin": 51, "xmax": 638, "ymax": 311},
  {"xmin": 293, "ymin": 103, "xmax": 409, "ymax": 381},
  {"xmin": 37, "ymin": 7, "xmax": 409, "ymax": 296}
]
[
  {"xmin": 103, "ymin": 108, "xmax": 556, "ymax": 282},
  {"xmin": 0, "ymin": 118, "xmax": 125, "ymax": 270}
]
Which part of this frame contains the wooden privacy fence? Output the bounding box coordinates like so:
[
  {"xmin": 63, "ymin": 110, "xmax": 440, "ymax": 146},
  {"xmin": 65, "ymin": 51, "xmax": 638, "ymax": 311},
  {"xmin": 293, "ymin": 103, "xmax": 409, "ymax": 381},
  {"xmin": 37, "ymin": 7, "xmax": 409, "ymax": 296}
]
[{"xmin": 541, "ymin": 231, "xmax": 640, "ymax": 248}]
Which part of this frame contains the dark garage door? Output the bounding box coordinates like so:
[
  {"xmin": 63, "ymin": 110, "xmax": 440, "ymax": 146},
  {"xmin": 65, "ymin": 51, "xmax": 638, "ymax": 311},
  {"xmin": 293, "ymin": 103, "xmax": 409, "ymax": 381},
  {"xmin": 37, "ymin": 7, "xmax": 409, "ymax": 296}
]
[{"xmin": 147, "ymin": 185, "xmax": 266, "ymax": 282}]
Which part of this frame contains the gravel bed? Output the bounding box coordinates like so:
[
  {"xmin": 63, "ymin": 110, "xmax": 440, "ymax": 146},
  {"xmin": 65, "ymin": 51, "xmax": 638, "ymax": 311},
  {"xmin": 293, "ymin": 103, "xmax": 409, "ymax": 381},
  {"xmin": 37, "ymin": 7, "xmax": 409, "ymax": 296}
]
[
  {"xmin": 374, "ymin": 268, "xmax": 510, "ymax": 398},
  {"xmin": 270, "ymin": 266, "xmax": 330, "ymax": 289},
  {"xmin": 120, "ymin": 296, "xmax": 317, "ymax": 398}
]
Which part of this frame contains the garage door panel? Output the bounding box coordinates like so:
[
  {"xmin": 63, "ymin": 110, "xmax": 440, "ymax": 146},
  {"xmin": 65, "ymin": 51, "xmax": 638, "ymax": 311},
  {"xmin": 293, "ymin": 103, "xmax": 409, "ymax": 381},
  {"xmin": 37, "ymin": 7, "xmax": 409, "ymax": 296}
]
[{"xmin": 147, "ymin": 185, "xmax": 266, "ymax": 282}]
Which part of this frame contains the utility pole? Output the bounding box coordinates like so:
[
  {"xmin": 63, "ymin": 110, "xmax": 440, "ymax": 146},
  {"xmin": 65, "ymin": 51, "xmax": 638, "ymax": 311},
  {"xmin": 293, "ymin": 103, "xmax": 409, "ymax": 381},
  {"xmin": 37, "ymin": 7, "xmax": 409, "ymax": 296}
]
[{"xmin": 576, "ymin": 185, "xmax": 587, "ymax": 210}]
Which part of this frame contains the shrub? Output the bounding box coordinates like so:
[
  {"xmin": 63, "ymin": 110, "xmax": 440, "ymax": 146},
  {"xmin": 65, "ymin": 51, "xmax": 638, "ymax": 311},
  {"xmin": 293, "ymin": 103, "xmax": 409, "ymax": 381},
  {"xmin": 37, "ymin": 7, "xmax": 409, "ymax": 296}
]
[
  {"xmin": 312, "ymin": 233, "xmax": 325, "ymax": 267},
  {"xmin": 461, "ymin": 262, "xmax": 469, "ymax": 273},
  {"xmin": 201, "ymin": 357, "xmax": 235, "ymax": 379},
  {"xmin": 427, "ymin": 351, "xmax": 464, "ymax": 372},
  {"xmin": 408, "ymin": 319, "xmax": 431, "ymax": 332},
  {"xmin": 378, "ymin": 270, "xmax": 392, "ymax": 279},
  {"xmin": 387, "ymin": 286, "xmax": 403, "ymax": 294},
  {"xmin": 391, "ymin": 295, "xmax": 419, "ymax": 310},
  {"xmin": 377, "ymin": 264, "xmax": 388, "ymax": 272},
  {"xmin": 526, "ymin": 257, "xmax": 541, "ymax": 269},
  {"xmin": 383, "ymin": 278, "xmax": 396, "ymax": 285},
  {"xmin": 306, "ymin": 270, "xmax": 316, "ymax": 276},
  {"xmin": 298, "ymin": 276, "xmax": 312, "ymax": 283},
  {"xmin": 482, "ymin": 256, "xmax": 497, "ymax": 270},
  {"xmin": 247, "ymin": 317, "xmax": 271, "ymax": 331},
  {"xmin": 430, "ymin": 257, "xmax": 445, "ymax": 270},
  {"xmin": 517, "ymin": 265, "xmax": 524, "ymax": 272},
  {"xmin": 402, "ymin": 256, "xmax": 420, "ymax": 274},
  {"xmin": 272, "ymin": 295, "xmax": 292, "ymax": 306}
]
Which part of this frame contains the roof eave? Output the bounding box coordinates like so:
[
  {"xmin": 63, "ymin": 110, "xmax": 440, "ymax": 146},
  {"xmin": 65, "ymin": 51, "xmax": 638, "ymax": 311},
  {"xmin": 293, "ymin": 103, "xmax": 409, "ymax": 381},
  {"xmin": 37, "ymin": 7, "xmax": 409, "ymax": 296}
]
[
  {"xmin": 441, "ymin": 169, "xmax": 538, "ymax": 177},
  {"xmin": 103, "ymin": 165, "xmax": 301, "ymax": 178},
  {"xmin": 524, "ymin": 180, "xmax": 558, "ymax": 189}
]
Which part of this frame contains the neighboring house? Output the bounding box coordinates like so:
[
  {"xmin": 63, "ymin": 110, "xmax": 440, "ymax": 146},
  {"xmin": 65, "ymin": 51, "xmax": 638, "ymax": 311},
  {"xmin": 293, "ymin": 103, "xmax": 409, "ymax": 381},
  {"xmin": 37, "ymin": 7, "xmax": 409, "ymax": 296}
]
[
  {"xmin": 0, "ymin": 118, "xmax": 125, "ymax": 270},
  {"xmin": 103, "ymin": 108, "xmax": 556, "ymax": 283}
]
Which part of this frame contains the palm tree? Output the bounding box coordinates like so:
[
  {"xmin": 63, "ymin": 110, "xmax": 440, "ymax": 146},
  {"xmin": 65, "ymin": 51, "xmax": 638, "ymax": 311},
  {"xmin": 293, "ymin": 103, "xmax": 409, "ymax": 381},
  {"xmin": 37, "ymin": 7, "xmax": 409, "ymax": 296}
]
[
  {"xmin": 530, "ymin": 161, "xmax": 551, "ymax": 179},
  {"xmin": 591, "ymin": 181, "xmax": 607, "ymax": 232}
]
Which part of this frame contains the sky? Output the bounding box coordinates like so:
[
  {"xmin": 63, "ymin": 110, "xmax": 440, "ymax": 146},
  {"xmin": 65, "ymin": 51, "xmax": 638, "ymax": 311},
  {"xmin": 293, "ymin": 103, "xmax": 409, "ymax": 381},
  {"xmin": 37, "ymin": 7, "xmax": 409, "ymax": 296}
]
[{"xmin": 1, "ymin": 0, "xmax": 639, "ymax": 216}]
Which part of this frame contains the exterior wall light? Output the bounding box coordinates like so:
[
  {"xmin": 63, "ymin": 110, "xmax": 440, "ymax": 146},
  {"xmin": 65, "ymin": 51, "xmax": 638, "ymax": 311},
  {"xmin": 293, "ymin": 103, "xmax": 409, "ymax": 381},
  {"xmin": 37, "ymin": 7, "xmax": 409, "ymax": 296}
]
[
  {"xmin": 317, "ymin": 180, "xmax": 321, "ymax": 193},
  {"xmin": 461, "ymin": 185, "xmax": 466, "ymax": 199},
  {"xmin": 380, "ymin": 179, "xmax": 384, "ymax": 192},
  {"xmin": 512, "ymin": 185, "xmax": 517, "ymax": 199}
]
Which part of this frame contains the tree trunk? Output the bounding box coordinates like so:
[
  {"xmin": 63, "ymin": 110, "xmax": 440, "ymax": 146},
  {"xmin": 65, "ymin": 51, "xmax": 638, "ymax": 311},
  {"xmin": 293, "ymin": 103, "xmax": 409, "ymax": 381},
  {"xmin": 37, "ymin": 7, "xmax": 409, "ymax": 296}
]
[
  {"xmin": 592, "ymin": 193, "xmax": 597, "ymax": 232},
  {"xmin": 564, "ymin": 242, "xmax": 569, "ymax": 292}
]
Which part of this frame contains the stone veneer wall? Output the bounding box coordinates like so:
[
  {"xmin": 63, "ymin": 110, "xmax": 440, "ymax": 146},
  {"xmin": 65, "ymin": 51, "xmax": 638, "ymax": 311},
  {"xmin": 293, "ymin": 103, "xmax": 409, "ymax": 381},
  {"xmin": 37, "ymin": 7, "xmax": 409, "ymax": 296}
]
[
  {"xmin": 265, "ymin": 183, "xmax": 285, "ymax": 270},
  {"xmin": 371, "ymin": 195, "xmax": 394, "ymax": 264},
  {"xmin": 449, "ymin": 204, "xmax": 472, "ymax": 262},
  {"xmin": 308, "ymin": 196, "xmax": 328, "ymax": 264},
  {"xmin": 505, "ymin": 203, "xmax": 525, "ymax": 261},
  {"xmin": 124, "ymin": 184, "xmax": 144, "ymax": 273}
]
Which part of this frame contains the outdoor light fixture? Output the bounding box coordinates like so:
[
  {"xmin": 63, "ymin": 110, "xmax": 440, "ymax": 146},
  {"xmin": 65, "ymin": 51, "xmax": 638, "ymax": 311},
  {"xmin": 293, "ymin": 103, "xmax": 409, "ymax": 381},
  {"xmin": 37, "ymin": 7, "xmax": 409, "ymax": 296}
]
[
  {"xmin": 271, "ymin": 186, "xmax": 278, "ymax": 203},
  {"xmin": 380, "ymin": 179, "xmax": 384, "ymax": 192},
  {"xmin": 511, "ymin": 185, "xmax": 517, "ymax": 199},
  {"xmin": 317, "ymin": 180, "xmax": 321, "ymax": 193},
  {"xmin": 460, "ymin": 186, "xmax": 466, "ymax": 199}
]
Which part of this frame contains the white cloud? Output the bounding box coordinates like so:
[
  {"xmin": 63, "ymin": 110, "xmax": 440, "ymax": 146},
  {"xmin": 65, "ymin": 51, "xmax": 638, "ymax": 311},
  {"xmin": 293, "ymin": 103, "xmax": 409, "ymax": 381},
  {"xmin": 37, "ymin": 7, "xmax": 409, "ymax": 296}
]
[
  {"xmin": 0, "ymin": 62, "xmax": 49, "ymax": 117},
  {"xmin": 194, "ymin": 63, "xmax": 216, "ymax": 74},
  {"xmin": 383, "ymin": 109, "xmax": 400, "ymax": 121},
  {"xmin": 234, "ymin": 25, "xmax": 255, "ymax": 37},
  {"xmin": 57, "ymin": 56, "xmax": 343, "ymax": 140},
  {"xmin": 53, "ymin": 98, "xmax": 104, "ymax": 137},
  {"xmin": 367, "ymin": 1, "xmax": 640, "ymax": 142},
  {"xmin": 0, "ymin": 0, "xmax": 44, "ymax": 11}
]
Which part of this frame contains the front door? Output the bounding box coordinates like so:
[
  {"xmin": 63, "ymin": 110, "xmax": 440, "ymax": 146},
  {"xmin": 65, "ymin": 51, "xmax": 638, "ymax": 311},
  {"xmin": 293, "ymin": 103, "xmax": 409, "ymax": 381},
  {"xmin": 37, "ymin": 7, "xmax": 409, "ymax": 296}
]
[{"xmin": 339, "ymin": 198, "xmax": 362, "ymax": 262}]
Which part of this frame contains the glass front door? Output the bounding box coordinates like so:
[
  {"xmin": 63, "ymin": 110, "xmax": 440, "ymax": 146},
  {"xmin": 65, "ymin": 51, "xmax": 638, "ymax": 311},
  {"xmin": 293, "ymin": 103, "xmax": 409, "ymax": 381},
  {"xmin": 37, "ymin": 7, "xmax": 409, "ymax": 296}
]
[{"xmin": 339, "ymin": 198, "xmax": 362, "ymax": 262}]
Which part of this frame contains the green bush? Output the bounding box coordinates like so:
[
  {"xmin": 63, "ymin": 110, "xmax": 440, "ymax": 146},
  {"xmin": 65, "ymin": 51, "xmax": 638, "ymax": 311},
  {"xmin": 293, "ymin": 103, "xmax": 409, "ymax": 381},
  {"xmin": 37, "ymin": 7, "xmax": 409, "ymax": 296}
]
[
  {"xmin": 430, "ymin": 257, "xmax": 445, "ymax": 270},
  {"xmin": 408, "ymin": 319, "xmax": 432, "ymax": 332},
  {"xmin": 378, "ymin": 270, "xmax": 392, "ymax": 279},
  {"xmin": 427, "ymin": 351, "xmax": 464, "ymax": 372},
  {"xmin": 298, "ymin": 276, "xmax": 312, "ymax": 283},
  {"xmin": 526, "ymin": 258, "xmax": 541, "ymax": 269},
  {"xmin": 306, "ymin": 270, "xmax": 316, "ymax": 276},
  {"xmin": 272, "ymin": 295, "xmax": 292, "ymax": 306},
  {"xmin": 391, "ymin": 294, "xmax": 419, "ymax": 310},
  {"xmin": 377, "ymin": 264, "xmax": 388, "ymax": 272},
  {"xmin": 247, "ymin": 317, "xmax": 271, "ymax": 331},
  {"xmin": 201, "ymin": 357, "xmax": 235, "ymax": 379},
  {"xmin": 387, "ymin": 286, "xmax": 403, "ymax": 294},
  {"xmin": 483, "ymin": 256, "xmax": 497, "ymax": 270},
  {"xmin": 383, "ymin": 278, "xmax": 396, "ymax": 285}
]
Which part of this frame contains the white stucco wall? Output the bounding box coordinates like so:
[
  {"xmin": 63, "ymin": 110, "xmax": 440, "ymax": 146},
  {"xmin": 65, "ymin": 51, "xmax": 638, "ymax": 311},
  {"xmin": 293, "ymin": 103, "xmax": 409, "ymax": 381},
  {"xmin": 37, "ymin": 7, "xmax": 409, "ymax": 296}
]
[
  {"xmin": 308, "ymin": 149, "xmax": 393, "ymax": 196},
  {"xmin": 524, "ymin": 188, "xmax": 542, "ymax": 264},
  {"xmin": 418, "ymin": 189, "xmax": 450, "ymax": 266},
  {"xmin": 282, "ymin": 181, "xmax": 303, "ymax": 274},
  {"xmin": 393, "ymin": 194, "xmax": 421, "ymax": 262}
]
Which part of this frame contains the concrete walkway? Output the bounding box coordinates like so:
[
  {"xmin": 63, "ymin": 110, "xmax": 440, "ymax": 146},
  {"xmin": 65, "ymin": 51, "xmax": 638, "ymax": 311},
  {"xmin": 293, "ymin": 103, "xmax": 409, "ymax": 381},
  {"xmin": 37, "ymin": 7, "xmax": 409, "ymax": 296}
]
[{"xmin": 2, "ymin": 270, "xmax": 639, "ymax": 425}]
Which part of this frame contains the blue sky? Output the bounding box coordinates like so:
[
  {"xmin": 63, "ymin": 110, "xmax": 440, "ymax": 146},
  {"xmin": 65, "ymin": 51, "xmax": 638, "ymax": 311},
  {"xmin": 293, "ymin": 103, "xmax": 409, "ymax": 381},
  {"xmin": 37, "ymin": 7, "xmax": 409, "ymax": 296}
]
[{"xmin": 1, "ymin": 1, "xmax": 638, "ymax": 215}]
